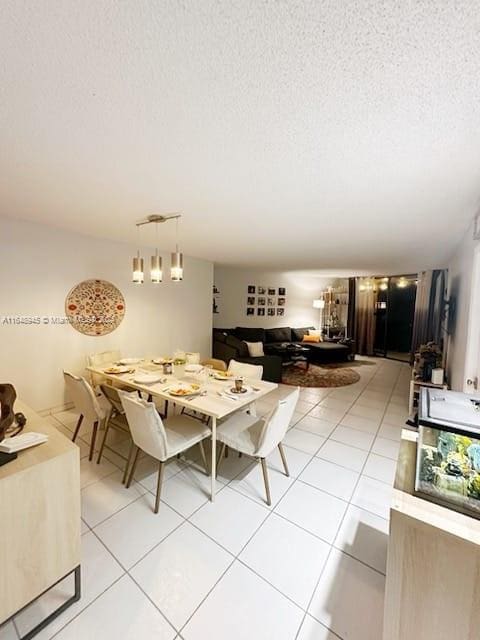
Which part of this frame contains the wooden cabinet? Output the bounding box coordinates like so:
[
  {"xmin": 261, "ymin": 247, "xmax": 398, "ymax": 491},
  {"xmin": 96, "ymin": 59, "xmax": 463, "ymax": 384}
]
[
  {"xmin": 383, "ymin": 429, "xmax": 480, "ymax": 640},
  {"xmin": 0, "ymin": 401, "xmax": 81, "ymax": 633}
]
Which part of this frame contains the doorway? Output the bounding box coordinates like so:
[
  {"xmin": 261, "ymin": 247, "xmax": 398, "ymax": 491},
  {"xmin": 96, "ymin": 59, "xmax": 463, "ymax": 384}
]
[{"xmin": 373, "ymin": 275, "xmax": 417, "ymax": 362}]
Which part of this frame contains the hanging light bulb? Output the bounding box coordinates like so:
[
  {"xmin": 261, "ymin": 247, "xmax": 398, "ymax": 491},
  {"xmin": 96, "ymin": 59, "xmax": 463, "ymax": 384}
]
[
  {"xmin": 132, "ymin": 250, "xmax": 144, "ymax": 284},
  {"xmin": 171, "ymin": 218, "xmax": 184, "ymax": 281},
  {"xmin": 150, "ymin": 222, "xmax": 162, "ymax": 283},
  {"xmin": 132, "ymin": 226, "xmax": 144, "ymax": 283}
]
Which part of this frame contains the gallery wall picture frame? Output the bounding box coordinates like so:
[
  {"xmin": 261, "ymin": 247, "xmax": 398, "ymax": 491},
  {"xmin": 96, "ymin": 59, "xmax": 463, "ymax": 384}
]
[
  {"xmin": 267, "ymin": 308, "xmax": 275, "ymax": 316},
  {"xmin": 248, "ymin": 285, "xmax": 256, "ymax": 294},
  {"xmin": 247, "ymin": 296, "xmax": 255, "ymax": 306},
  {"xmin": 258, "ymin": 286, "xmax": 266, "ymax": 295},
  {"xmin": 257, "ymin": 308, "xmax": 265, "ymax": 316},
  {"xmin": 278, "ymin": 287, "xmax": 286, "ymax": 296},
  {"xmin": 278, "ymin": 297, "xmax": 286, "ymax": 306},
  {"xmin": 268, "ymin": 287, "xmax": 276, "ymax": 296},
  {"xmin": 247, "ymin": 307, "xmax": 255, "ymax": 316},
  {"xmin": 277, "ymin": 308, "xmax": 284, "ymax": 316},
  {"xmin": 258, "ymin": 297, "xmax": 266, "ymax": 306},
  {"xmin": 267, "ymin": 297, "xmax": 275, "ymax": 306}
]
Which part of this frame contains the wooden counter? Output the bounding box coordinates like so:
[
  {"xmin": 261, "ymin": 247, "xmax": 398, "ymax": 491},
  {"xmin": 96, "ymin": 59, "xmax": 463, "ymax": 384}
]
[
  {"xmin": 383, "ymin": 429, "xmax": 480, "ymax": 640},
  {"xmin": 0, "ymin": 401, "xmax": 81, "ymax": 630}
]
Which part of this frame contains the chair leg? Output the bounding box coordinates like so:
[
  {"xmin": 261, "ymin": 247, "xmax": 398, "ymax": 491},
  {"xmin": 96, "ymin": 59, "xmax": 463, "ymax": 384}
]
[
  {"xmin": 198, "ymin": 440, "xmax": 209, "ymax": 475},
  {"xmin": 122, "ymin": 440, "xmax": 135, "ymax": 485},
  {"xmin": 278, "ymin": 442, "xmax": 290, "ymax": 477},
  {"xmin": 89, "ymin": 421, "xmax": 99, "ymax": 462},
  {"xmin": 126, "ymin": 446, "xmax": 140, "ymax": 488},
  {"xmin": 72, "ymin": 414, "xmax": 83, "ymax": 442},
  {"xmin": 260, "ymin": 458, "xmax": 272, "ymax": 506},
  {"xmin": 216, "ymin": 442, "xmax": 226, "ymax": 473},
  {"xmin": 154, "ymin": 461, "xmax": 165, "ymax": 514},
  {"xmin": 96, "ymin": 419, "xmax": 112, "ymax": 464}
]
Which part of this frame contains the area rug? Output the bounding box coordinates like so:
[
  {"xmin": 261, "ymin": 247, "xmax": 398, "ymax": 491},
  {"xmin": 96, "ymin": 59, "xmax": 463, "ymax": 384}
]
[{"xmin": 282, "ymin": 364, "xmax": 361, "ymax": 388}]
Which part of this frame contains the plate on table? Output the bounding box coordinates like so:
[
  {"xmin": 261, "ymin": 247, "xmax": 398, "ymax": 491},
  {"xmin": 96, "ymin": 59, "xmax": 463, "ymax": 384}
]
[
  {"xmin": 213, "ymin": 371, "xmax": 232, "ymax": 381},
  {"xmin": 184, "ymin": 364, "xmax": 203, "ymax": 373},
  {"xmin": 104, "ymin": 366, "xmax": 131, "ymax": 374},
  {"xmin": 229, "ymin": 387, "xmax": 248, "ymax": 395},
  {"xmin": 133, "ymin": 373, "xmax": 165, "ymax": 384},
  {"xmin": 118, "ymin": 358, "xmax": 143, "ymax": 365},
  {"xmin": 168, "ymin": 384, "xmax": 201, "ymax": 397},
  {"xmin": 152, "ymin": 357, "xmax": 173, "ymax": 365}
]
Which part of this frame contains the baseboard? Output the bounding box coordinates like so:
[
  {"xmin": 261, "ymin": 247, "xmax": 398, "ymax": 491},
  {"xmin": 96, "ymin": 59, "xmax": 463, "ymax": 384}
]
[{"xmin": 37, "ymin": 401, "xmax": 75, "ymax": 417}]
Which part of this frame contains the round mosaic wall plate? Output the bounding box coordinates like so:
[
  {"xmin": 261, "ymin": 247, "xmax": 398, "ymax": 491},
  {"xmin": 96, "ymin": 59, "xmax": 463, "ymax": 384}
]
[{"xmin": 65, "ymin": 279, "xmax": 125, "ymax": 336}]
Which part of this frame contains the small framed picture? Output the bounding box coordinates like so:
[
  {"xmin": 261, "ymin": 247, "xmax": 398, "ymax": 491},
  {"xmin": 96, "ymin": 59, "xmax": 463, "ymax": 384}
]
[
  {"xmin": 248, "ymin": 285, "xmax": 256, "ymax": 294},
  {"xmin": 277, "ymin": 308, "xmax": 284, "ymax": 316},
  {"xmin": 268, "ymin": 287, "xmax": 276, "ymax": 296},
  {"xmin": 258, "ymin": 286, "xmax": 266, "ymax": 295},
  {"xmin": 278, "ymin": 297, "xmax": 285, "ymax": 306},
  {"xmin": 267, "ymin": 308, "xmax": 275, "ymax": 316},
  {"xmin": 258, "ymin": 296, "xmax": 266, "ymax": 306},
  {"xmin": 257, "ymin": 308, "xmax": 265, "ymax": 316},
  {"xmin": 278, "ymin": 287, "xmax": 286, "ymax": 296},
  {"xmin": 267, "ymin": 297, "xmax": 275, "ymax": 306},
  {"xmin": 247, "ymin": 296, "xmax": 255, "ymax": 306},
  {"xmin": 247, "ymin": 307, "xmax": 255, "ymax": 316}
]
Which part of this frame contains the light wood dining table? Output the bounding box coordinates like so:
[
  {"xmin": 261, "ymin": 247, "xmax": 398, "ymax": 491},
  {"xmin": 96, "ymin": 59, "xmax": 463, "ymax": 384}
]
[{"xmin": 86, "ymin": 361, "xmax": 278, "ymax": 501}]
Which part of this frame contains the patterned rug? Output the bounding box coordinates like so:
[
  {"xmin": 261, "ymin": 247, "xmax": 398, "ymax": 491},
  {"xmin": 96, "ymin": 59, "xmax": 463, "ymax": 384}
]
[{"xmin": 282, "ymin": 363, "xmax": 361, "ymax": 387}]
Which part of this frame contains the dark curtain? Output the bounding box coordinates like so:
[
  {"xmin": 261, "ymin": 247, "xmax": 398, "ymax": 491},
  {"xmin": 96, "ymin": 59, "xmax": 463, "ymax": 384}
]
[
  {"xmin": 411, "ymin": 269, "xmax": 447, "ymax": 356},
  {"xmin": 355, "ymin": 278, "xmax": 377, "ymax": 355},
  {"xmin": 347, "ymin": 277, "xmax": 356, "ymax": 340}
]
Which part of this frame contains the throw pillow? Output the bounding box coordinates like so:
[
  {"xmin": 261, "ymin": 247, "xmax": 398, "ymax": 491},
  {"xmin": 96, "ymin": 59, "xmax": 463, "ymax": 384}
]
[
  {"xmin": 303, "ymin": 334, "xmax": 320, "ymax": 343},
  {"xmin": 245, "ymin": 341, "xmax": 265, "ymax": 357},
  {"xmin": 308, "ymin": 329, "xmax": 323, "ymax": 341}
]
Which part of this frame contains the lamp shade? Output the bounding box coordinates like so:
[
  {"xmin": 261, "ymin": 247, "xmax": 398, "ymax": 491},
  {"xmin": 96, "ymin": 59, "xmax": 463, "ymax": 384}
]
[{"xmin": 313, "ymin": 299, "xmax": 325, "ymax": 309}]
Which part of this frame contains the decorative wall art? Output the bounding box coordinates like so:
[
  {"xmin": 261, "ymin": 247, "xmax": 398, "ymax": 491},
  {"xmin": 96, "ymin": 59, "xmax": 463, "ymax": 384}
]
[
  {"xmin": 65, "ymin": 279, "xmax": 126, "ymax": 336},
  {"xmin": 245, "ymin": 284, "xmax": 288, "ymax": 317}
]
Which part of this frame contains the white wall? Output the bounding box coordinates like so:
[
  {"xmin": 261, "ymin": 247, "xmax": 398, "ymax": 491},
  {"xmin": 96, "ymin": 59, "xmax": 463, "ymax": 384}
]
[
  {"xmin": 0, "ymin": 217, "xmax": 213, "ymax": 411},
  {"xmin": 447, "ymin": 219, "xmax": 480, "ymax": 390},
  {"xmin": 213, "ymin": 266, "xmax": 345, "ymax": 329}
]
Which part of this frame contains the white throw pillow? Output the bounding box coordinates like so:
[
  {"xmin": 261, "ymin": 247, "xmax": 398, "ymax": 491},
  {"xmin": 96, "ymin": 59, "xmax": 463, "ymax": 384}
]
[
  {"xmin": 308, "ymin": 329, "xmax": 322, "ymax": 338},
  {"xmin": 245, "ymin": 341, "xmax": 264, "ymax": 357}
]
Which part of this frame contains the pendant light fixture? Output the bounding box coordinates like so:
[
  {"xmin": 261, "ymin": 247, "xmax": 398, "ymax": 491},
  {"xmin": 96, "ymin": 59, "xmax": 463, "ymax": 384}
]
[
  {"xmin": 150, "ymin": 221, "xmax": 162, "ymax": 283},
  {"xmin": 132, "ymin": 226, "xmax": 144, "ymax": 284},
  {"xmin": 170, "ymin": 217, "xmax": 184, "ymax": 281},
  {"xmin": 131, "ymin": 213, "xmax": 182, "ymax": 284}
]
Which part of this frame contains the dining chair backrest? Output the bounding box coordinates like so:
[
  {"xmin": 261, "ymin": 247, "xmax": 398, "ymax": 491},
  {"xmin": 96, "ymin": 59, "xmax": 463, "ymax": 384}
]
[
  {"xmin": 100, "ymin": 384, "xmax": 125, "ymax": 415},
  {"xmin": 201, "ymin": 358, "xmax": 227, "ymax": 372},
  {"xmin": 119, "ymin": 391, "xmax": 169, "ymax": 461},
  {"xmin": 228, "ymin": 359, "xmax": 263, "ymax": 381},
  {"xmin": 86, "ymin": 350, "xmax": 122, "ymax": 386},
  {"xmin": 255, "ymin": 387, "xmax": 300, "ymax": 458},
  {"xmin": 63, "ymin": 371, "xmax": 104, "ymax": 422}
]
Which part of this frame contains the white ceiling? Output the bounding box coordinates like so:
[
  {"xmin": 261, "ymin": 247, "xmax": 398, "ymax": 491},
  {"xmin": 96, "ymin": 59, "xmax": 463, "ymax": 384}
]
[{"xmin": 1, "ymin": 1, "xmax": 480, "ymax": 273}]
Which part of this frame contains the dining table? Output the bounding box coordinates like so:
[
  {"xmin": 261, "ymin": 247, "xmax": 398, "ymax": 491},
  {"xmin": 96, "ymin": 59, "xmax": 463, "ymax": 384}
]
[{"xmin": 85, "ymin": 360, "xmax": 278, "ymax": 501}]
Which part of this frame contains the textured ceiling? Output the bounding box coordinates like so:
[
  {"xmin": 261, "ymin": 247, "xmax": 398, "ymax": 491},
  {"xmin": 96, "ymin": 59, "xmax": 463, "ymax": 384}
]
[{"xmin": 1, "ymin": 1, "xmax": 480, "ymax": 272}]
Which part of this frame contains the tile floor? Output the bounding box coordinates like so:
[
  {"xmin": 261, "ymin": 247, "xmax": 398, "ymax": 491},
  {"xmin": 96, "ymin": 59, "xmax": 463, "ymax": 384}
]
[{"xmin": 1, "ymin": 357, "xmax": 411, "ymax": 640}]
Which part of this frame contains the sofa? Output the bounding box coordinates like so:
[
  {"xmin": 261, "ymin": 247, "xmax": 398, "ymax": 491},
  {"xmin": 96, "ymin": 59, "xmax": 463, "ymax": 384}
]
[{"xmin": 212, "ymin": 326, "xmax": 355, "ymax": 382}]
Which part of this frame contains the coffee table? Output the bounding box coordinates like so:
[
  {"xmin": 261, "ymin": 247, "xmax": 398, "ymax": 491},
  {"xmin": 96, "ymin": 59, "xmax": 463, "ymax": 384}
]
[{"xmin": 265, "ymin": 343, "xmax": 310, "ymax": 371}]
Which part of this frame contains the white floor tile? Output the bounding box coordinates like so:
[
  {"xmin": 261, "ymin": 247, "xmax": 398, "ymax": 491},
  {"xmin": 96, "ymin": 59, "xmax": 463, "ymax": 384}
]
[
  {"xmin": 216, "ymin": 452, "xmax": 256, "ymax": 483},
  {"xmin": 297, "ymin": 615, "xmax": 338, "ymax": 640},
  {"xmin": 334, "ymin": 505, "xmax": 389, "ymax": 574},
  {"xmin": 299, "ymin": 458, "xmax": 359, "ymax": 501},
  {"xmin": 81, "ymin": 470, "xmax": 147, "ymax": 528},
  {"xmin": 80, "ymin": 518, "xmax": 89, "ymax": 535},
  {"xmin": 318, "ymin": 396, "xmax": 353, "ymax": 411},
  {"xmin": 267, "ymin": 444, "xmax": 313, "ymax": 478},
  {"xmin": 240, "ymin": 514, "xmax": 330, "ymax": 608},
  {"xmin": 283, "ymin": 428, "xmax": 325, "ymax": 454},
  {"xmin": 309, "ymin": 406, "xmax": 346, "ymax": 423},
  {"xmin": 308, "ymin": 549, "xmax": 385, "ymax": 640},
  {"xmin": 182, "ymin": 561, "xmax": 304, "ymax": 640},
  {"xmin": 80, "ymin": 457, "xmax": 117, "ymax": 489},
  {"xmin": 229, "ymin": 463, "xmax": 295, "ymax": 508},
  {"xmin": 330, "ymin": 425, "xmax": 375, "ymax": 451},
  {"xmin": 347, "ymin": 403, "xmax": 384, "ymax": 421},
  {"xmin": 363, "ymin": 453, "xmax": 397, "ymax": 485},
  {"xmin": 160, "ymin": 465, "xmax": 224, "ymax": 518},
  {"xmin": 275, "ymin": 481, "xmax": 347, "ymax": 543},
  {"xmin": 351, "ymin": 476, "xmax": 393, "ymax": 519},
  {"xmin": 377, "ymin": 422, "xmax": 402, "ymax": 442},
  {"xmin": 371, "ymin": 436, "xmax": 400, "ymax": 460},
  {"xmin": 94, "ymin": 497, "xmax": 183, "ymax": 568},
  {"xmin": 15, "ymin": 532, "xmax": 123, "ymax": 640},
  {"xmin": 133, "ymin": 456, "xmax": 185, "ymax": 492},
  {"xmin": 53, "ymin": 575, "xmax": 175, "ymax": 640},
  {"xmin": 190, "ymin": 486, "xmax": 269, "ymax": 554},
  {"xmin": 295, "ymin": 415, "xmax": 336, "ymax": 438},
  {"xmin": 0, "ymin": 623, "xmax": 17, "ymax": 640},
  {"xmin": 130, "ymin": 522, "xmax": 232, "ymax": 630},
  {"xmin": 340, "ymin": 413, "xmax": 380, "ymax": 434},
  {"xmin": 316, "ymin": 440, "xmax": 368, "ymax": 472}
]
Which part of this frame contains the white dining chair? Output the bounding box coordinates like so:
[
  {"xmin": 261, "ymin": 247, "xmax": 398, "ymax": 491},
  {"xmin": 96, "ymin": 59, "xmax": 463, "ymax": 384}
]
[
  {"xmin": 119, "ymin": 391, "xmax": 211, "ymax": 514},
  {"xmin": 86, "ymin": 350, "xmax": 122, "ymax": 387},
  {"xmin": 216, "ymin": 387, "xmax": 300, "ymax": 505},
  {"xmin": 227, "ymin": 359, "xmax": 263, "ymax": 380},
  {"xmin": 96, "ymin": 384, "xmax": 132, "ymax": 483},
  {"xmin": 63, "ymin": 371, "xmax": 108, "ymax": 461}
]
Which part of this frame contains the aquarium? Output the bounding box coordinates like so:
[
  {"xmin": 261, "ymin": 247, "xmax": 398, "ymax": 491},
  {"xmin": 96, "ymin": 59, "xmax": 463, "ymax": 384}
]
[{"xmin": 415, "ymin": 388, "xmax": 480, "ymax": 519}]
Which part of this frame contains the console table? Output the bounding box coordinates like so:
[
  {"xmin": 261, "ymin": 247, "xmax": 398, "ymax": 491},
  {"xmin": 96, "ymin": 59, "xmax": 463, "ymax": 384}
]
[
  {"xmin": 0, "ymin": 401, "xmax": 81, "ymax": 638},
  {"xmin": 383, "ymin": 428, "xmax": 480, "ymax": 639}
]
